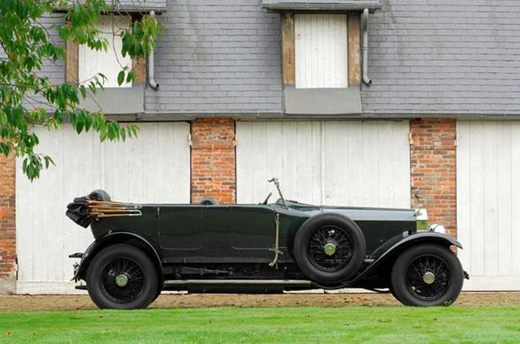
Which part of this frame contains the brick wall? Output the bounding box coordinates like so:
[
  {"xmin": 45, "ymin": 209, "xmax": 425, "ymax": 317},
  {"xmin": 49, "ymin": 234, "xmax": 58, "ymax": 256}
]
[
  {"xmin": 191, "ymin": 118, "xmax": 236, "ymax": 204},
  {"xmin": 0, "ymin": 154, "xmax": 16, "ymax": 293},
  {"xmin": 410, "ymin": 119, "xmax": 457, "ymax": 237}
]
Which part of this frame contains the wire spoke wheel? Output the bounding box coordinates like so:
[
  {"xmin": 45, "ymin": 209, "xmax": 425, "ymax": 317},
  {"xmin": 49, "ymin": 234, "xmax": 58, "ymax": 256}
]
[
  {"xmin": 307, "ymin": 225, "xmax": 353, "ymax": 272},
  {"xmin": 405, "ymin": 254, "xmax": 451, "ymax": 301},
  {"xmin": 100, "ymin": 257, "xmax": 146, "ymax": 304}
]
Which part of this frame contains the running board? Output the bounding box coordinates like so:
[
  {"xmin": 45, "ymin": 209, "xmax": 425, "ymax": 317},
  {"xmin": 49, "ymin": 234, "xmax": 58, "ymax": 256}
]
[
  {"xmin": 75, "ymin": 280, "xmax": 313, "ymax": 291},
  {"xmin": 164, "ymin": 279, "xmax": 313, "ymax": 287}
]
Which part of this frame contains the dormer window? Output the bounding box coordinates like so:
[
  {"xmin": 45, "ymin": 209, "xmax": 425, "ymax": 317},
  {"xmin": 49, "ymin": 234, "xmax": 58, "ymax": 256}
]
[
  {"xmin": 78, "ymin": 15, "xmax": 133, "ymax": 88},
  {"xmin": 262, "ymin": 0, "xmax": 381, "ymax": 115},
  {"xmin": 65, "ymin": 14, "xmax": 148, "ymax": 115},
  {"xmin": 279, "ymin": 11, "xmax": 362, "ymax": 115}
]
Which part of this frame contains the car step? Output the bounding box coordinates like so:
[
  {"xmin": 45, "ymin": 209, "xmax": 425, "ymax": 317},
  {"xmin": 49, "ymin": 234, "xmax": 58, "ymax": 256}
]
[
  {"xmin": 75, "ymin": 280, "xmax": 314, "ymax": 291},
  {"xmin": 163, "ymin": 279, "xmax": 313, "ymax": 286}
]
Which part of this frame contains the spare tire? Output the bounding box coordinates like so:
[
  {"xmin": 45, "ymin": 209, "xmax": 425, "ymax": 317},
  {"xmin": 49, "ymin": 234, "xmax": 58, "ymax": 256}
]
[
  {"xmin": 88, "ymin": 189, "xmax": 111, "ymax": 202},
  {"xmin": 200, "ymin": 197, "xmax": 219, "ymax": 205},
  {"xmin": 293, "ymin": 214, "xmax": 366, "ymax": 284}
]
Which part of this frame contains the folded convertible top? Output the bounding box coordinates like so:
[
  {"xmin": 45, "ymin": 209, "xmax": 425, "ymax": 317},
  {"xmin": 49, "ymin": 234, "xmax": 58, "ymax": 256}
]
[{"xmin": 66, "ymin": 190, "xmax": 142, "ymax": 228}]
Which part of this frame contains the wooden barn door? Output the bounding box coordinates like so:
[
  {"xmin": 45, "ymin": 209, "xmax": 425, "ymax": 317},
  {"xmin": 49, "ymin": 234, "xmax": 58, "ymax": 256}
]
[
  {"xmin": 236, "ymin": 121, "xmax": 411, "ymax": 208},
  {"xmin": 457, "ymin": 121, "xmax": 520, "ymax": 290}
]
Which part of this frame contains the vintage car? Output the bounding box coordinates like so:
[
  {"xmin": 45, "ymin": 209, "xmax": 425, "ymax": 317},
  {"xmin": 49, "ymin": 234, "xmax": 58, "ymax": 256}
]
[{"xmin": 66, "ymin": 178, "xmax": 468, "ymax": 309}]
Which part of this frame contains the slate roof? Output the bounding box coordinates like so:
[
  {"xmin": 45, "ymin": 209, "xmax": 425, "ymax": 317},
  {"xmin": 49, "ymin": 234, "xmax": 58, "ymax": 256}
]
[
  {"xmin": 145, "ymin": 0, "xmax": 283, "ymax": 115},
  {"xmin": 362, "ymin": 0, "xmax": 520, "ymax": 116},
  {"xmin": 147, "ymin": 0, "xmax": 520, "ymax": 116},
  {"xmin": 34, "ymin": 0, "xmax": 520, "ymax": 117}
]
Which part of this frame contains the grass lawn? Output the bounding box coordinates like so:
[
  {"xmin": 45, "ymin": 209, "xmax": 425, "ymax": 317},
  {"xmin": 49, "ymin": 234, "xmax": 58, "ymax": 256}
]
[{"xmin": 1, "ymin": 306, "xmax": 519, "ymax": 343}]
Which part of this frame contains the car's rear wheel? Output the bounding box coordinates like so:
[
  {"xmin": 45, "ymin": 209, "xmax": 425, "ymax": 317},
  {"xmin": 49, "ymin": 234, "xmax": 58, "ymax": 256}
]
[
  {"xmin": 294, "ymin": 214, "xmax": 366, "ymax": 284},
  {"xmin": 391, "ymin": 244, "xmax": 463, "ymax": 306},
  {"xmin": 86, "ymin": 244, "xmax": 158, "ymax": 309}
]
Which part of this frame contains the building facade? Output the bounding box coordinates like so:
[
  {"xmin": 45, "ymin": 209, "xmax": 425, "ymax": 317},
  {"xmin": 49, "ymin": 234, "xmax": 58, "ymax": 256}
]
[{"xmin": 1, "ymin": 0, "xmax": 520, "ymax": 293}]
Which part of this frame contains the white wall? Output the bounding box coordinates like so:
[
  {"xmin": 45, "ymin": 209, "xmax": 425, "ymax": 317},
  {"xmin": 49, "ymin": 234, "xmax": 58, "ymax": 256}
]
[
  {"xmin": 457, "ymin": 121, "xmax": 520, "ymax": 290},
  {"xmin": 16, "ymin": 123, "xmax": 190, "ymax": 293},
  {"xmin": 237, "ymin": 121, "xmax": 411, "ymax": 208}
]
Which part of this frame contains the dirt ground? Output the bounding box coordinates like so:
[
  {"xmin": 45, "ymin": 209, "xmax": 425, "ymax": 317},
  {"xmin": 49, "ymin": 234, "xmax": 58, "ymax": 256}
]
[{"xmin": 1, "ymin": 292, "xmax": 519, "ymax": 312}]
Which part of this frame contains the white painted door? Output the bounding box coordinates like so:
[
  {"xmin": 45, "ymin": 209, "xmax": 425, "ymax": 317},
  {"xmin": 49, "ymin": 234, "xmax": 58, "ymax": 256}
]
[
  {"xmin": 295, "ymin": 14, "xmax": 348, "ymax": 89},
  {"xmin": 16, "ymin": 123, "xmax": 190, "ymax": 293},
  {"xmin": 457, "ymin": 121, "xmax": 520, "ymax": 290},
  {"xmin": 237, "ymin": 121, "xmax": 411, "ymax": 208}
]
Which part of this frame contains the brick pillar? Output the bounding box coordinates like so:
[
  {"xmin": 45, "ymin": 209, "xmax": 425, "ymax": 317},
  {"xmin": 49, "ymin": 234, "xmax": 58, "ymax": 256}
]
[
  {"xmin": 0, "ymin": 154, "xmax": 16, "ymax": 294},
  {"xmin": 191, "ymin": 118, "xmax": 236, "ymax": 204},
  {"xmin": 410, "ymin": 119, "xmax": 457, "ymax": 237}
]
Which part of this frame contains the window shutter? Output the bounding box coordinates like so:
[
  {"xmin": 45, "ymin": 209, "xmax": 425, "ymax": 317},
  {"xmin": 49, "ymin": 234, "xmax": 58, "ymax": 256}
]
[
  {"xmin": 78, "ymin": 15, "xmax": 133, "ymax": 88},
  {"xmin": 295, "ymin": 14, "xmax": 348, "ymax": 89}
]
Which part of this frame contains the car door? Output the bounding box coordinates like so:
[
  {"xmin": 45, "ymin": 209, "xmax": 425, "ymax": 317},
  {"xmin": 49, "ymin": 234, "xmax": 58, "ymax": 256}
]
[
  {"xmin": 200, "ymin": 205, "xmax": 234, "ymax": 259},
  {"xmin": 230, "ymin": 205, "xmax": 276, "ymax": 260},
  {"xmin": 159, "ymin": 205, "xmax": 235, "ymax": 262},
  {"xmin": 158, "ymin": 205, "xmax": 205, "ymax": 261}
]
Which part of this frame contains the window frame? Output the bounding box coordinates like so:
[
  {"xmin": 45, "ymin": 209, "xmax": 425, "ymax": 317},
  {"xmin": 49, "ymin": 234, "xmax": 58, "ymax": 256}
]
[{"xmin": 282, "ymin": 11, "xmax": 361, "ymax": 89}]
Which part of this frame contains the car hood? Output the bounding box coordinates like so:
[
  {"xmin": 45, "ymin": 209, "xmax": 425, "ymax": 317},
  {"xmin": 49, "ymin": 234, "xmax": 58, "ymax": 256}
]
[{"xmin": 284, "ymin": 200, "xmax": 416, "ymax": 222}]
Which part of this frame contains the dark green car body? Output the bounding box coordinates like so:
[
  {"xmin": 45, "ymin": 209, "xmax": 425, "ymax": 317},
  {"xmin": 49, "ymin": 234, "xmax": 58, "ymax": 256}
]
[
  {"xmin": 73, "ymin": 199, "xmax": 462, "ymax": 293},
  {"xmin": 91, "ymin": 201, "xmax": 416, "ymax": 264}
]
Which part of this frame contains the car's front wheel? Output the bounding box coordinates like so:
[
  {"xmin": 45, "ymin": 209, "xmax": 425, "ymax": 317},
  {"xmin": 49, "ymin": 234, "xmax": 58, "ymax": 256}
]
[
  {"xmin": 391, "ymin": 244, "xmax": 463, "ymax": 306},
  {"xmin": 86, "ymin": 244, "xmax": 158, "ymax": 309}
]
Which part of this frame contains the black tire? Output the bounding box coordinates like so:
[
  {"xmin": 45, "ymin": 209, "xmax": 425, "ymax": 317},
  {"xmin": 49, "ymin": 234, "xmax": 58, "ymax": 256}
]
[
  {"xmin": 391, "ymin": 244, "xmax": 463, "ymax": 306},
  {"xmin": 89, "ymin": 189, "xmax": 111, "ymax": 202},
  {"xmin": 151, "ymin": 284, "xmax": 163, "ymax": 304},
  {"xmin": 86, "ymin": 244, "xmax": 158, "ymax": 309},
  {"xmin": 293, "ymin": 214, "xmax": 366, "ymax": 284},
  {"xmin": 390, "ymin": 285, "xmax": 404, "ymax": 304}
]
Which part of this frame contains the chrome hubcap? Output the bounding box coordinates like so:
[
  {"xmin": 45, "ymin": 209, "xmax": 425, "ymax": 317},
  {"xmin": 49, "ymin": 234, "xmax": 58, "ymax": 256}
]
[
  {"xmin": 323, "ymin": 242, "xmax": 337, "ymax": 256},
  {"xmin": 423, "ymin": 271, "xmax": 436, "ymax": 285},
  {"xmin": 115, "ymin": 274, "xmax": 129, "ymax": 287}
]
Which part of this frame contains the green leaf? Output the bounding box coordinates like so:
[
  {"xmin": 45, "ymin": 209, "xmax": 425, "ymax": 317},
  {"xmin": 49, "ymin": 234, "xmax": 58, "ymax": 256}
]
[
  {"xmin": 0, "ymin": 3, "xmax": 162, "ymax": 180},
  {"xmin": 79, "ymin": 85, "xmax": 87, "ymax": 99},
  {"xmin": 117, "ymin": 70, "xmax": 125, "ymax": 86},
  {"xmin": 126, "ymin": 70, "xmax": 135, "ymax": 83}
]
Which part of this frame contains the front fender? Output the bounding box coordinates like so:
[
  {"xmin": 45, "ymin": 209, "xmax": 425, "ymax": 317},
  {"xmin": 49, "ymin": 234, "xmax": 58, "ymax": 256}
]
[
  {"xmin": 374, "ymin": 232, "xmax": 462, "ymax": 260},
  {"xmin": 72, "ymin": 232, "xmax": 163, "ymax": 286},
  {"xmin": 324, "ymin": 232, "xmax": 463, "ymax": 289}
]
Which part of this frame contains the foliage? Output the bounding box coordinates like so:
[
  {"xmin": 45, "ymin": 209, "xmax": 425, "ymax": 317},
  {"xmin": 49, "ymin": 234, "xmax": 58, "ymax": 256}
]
[
  {"xmin": 0, "ymin": 0, "xmax": 164, "ymax": 180},
  {"xmin": 1, "ymin": 306, "xmax": 520, "ymax": 343}
]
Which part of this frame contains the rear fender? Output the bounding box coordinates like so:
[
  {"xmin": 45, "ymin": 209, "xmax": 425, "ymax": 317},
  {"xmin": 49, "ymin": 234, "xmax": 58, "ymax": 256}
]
[{"xmin": 73, "ymin": 232, "xmax": 164, "ymax": 287}]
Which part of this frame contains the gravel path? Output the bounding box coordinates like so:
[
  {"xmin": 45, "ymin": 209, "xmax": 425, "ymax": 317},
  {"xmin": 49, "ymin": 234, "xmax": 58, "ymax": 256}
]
[{"xmin": 1, "ymin": 292, "xmax": 519, "ymax": 312}]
